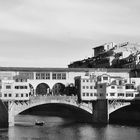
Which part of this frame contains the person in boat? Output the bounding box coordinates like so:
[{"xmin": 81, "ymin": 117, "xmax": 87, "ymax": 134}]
[{"xmin": 35, "ymin": 120, "xmax": 45, "ymax": 125}]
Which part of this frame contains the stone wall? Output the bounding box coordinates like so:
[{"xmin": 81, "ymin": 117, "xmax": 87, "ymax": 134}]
[{"xmin": 0, "ymin": 100, "xmax": 8, "ymax": 128}]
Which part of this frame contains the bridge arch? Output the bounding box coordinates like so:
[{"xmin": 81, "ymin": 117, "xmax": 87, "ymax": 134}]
[
  {"xmin": 108, "ymin": 101, "xmax": 131, "ymax": 115},
  {"xmin": 13, "ymin": 96, "xmax": 92, "ymax": 117},
  {"xmin": 52, "ymin": 83, "xmax": 65, "ymax": 95},
  {"xmin": 13, "ymin": 102, "xmax": 93, "ymax": 123},
  {"xmin": 36, "ymin": 83, "xmax": 50, "ymax": 95}
]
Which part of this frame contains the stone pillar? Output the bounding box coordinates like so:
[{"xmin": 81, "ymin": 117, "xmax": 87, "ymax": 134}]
[
  {"xmin": 92, "ymin": 99, "xmax": 108, "ymax": 124},
  {"xmin": 8, "ymin": 101, "xmax": 15, "ymax": 126}
]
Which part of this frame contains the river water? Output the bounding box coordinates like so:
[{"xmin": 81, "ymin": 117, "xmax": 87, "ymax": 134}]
[{"xmin": 0, "ymin": 115, "xmax": 140, "ymax": 140}]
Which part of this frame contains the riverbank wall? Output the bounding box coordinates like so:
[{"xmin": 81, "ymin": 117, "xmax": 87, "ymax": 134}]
[{"xmin": 0, "ymin": 100, "xmax": 8, "ymax": 128}]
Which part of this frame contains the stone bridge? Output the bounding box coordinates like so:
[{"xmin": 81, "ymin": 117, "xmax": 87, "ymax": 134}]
[
  {"xmin": 12, "ymin": 95, "xmax": 93, "ymax": 115},
  {"xmin": 8, "ymin": 95, "xmax": 93, "ymax": 126},
  {"xmin": 8, "ymin": 95, "xmax": 132, "ymax": 126}
]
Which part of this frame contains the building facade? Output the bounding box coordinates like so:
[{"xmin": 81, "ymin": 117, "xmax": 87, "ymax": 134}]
[
  {"xmin": 0, "ymin": 67, "xmax": 138, "ymax": 101},
  {"xmin": 0, "ymin": 75, "xmax": 30, "ymax": 101},
  {"xmin": 75, "ymin": 73, "xmax": 138, "ymax": 102}
]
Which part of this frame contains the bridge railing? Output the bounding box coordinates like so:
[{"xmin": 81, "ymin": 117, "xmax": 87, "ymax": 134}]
[{"xmin": 29, "ymin": 95, "xmax": 78, "ymax": 104}]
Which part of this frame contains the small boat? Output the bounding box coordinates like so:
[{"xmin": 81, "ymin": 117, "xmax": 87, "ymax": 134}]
[{"xmin": 35, "ymin": 120, "xmax": 45, "ymax": 126}]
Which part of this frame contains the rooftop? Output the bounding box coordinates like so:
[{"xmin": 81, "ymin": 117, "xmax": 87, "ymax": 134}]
[{"xmin": 0, "ymin": 67, "xmax": 131, "ymax": 73}]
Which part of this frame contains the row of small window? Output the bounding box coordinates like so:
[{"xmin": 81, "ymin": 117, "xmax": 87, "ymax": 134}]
[
  {"xmin": 52, "ymin": 73, "xmax": 66, "ymax": 80},
  {"xmin": 82, "ymin": 93, "xmax": 95, "ymax": 97},
  {"xmin": 82, "ymin": 79, "xmax": 93, "ymax": 83},
  {"xmin": 110, "ymin": 85, "xmax": 135, "ymax": 89},
  {"xmin": 36, "ymin": 73, "xmax": 66, "ymax": 80},
  {"xmin": 36, "ymin": 73, "xmax": 50, "ymax": 79},
  {"xmin": 97, "ymin": 85, "xmax": 135, "ymax": 89},
  {"xmin": 82, "ymin": 93, "xmax": 134, "ymax": 97},
  {"xmin": 82, "ymin": 85, "xmax": 125, "ymax": 89},
  {"xmin": 5, "ymin": 85, "xmax": 11, "ymax": 89},
  {"xmin": 18, "ymin": 72, "xmax": 34, "ymax": 79},
  {"xmin": 15, "ymin": 93, "xmax": 29, "ymax": 97},
  {"xmin": 98, "ymin": 77, "xmax": 126, "ymax": 85},
  {"xmin": 0, "ymin": 93, "xmax": 29, "ymax": 97},
  {"xmin": 89, "ymin": 85, "xmax": 105, "ymax": 89},
  {"xmin": 98, "ymin": 76, "xmax": 109, "ymax": 81},
  {"xmin": 0, "ymin": 93, "xmax": 12, "ymax": 97},
  {"xmin": 0, "ymin": 85, "xmax": 28, "ymax": 89},
  {"xmin": 108, "ymin": 93, "xmax": 134, "ymax": 97},
  {"xmin": 15, "ymin": 79, "xmax": 27, "ymax": 82},
  {"xmin": 82, "ymin": 85, "xmax": 126, "ymax": 89},
  {"xmin": 82, "ymin": 86, "xmax": 96, "ymax": 89},
  {"xmin": 127, "ymin": 64, "xmax": 136, "ymax": 68},
  {"xmin": 15, "ymin": 86, "xmax": 28, "ymax": 89}
]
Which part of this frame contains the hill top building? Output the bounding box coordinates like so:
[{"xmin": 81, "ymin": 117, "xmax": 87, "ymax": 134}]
[{"xmin": 68, "ymin": 42, "xmax": 140, "ymax": 69}]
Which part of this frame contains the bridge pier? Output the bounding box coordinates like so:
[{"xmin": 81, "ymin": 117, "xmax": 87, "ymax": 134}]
[
  {"xmin": 92, "ymin": 99, "xmax": 108, "ymax": 124},
  {"xmin": 8, "ymin": 101, "xmax": 15, "ymax": 126}
]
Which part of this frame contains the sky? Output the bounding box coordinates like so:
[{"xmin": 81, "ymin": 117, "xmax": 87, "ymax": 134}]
[{"xmin": 0, "ymin": 0, "xmax": 140, "ymax": 68}]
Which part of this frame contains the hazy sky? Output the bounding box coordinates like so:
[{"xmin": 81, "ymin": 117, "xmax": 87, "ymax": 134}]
[{"xmin": 0, "ymin": 0, "xmax": 140, "ymax": 67}]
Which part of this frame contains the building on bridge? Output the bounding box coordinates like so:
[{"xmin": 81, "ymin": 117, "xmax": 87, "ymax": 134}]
[
  {"xmin": 0, "ymin": 75, "xmax": 31, "ymax": 101},
  {"xmin": 75, "ymin": 75, "xmax": 97, "ymax": 102},
  {"xmin": 75, "ymin": 74, "xmax": 139, "ymax": 102},
  {"xmin": 0, "ymin": 67, "xmax": 131, "ymax": 98},
  {"xmin": 0, "ymin": 67, "xmax": 140, "ymax": 102}
]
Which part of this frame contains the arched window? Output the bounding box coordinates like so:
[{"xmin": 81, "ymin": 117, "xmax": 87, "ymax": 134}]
[
  {"xmin": 52, "ymin": 83, "xmax": 65, "ymax": 95},
  {"xmin": 36, "ymin": 83, "xmax": 50, "ymax": 95}
]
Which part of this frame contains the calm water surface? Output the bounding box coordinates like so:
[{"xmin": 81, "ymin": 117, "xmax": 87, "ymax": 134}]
[{"xmin": 0, "ymin": 115, "xmax": 140, "ymax": 140}]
